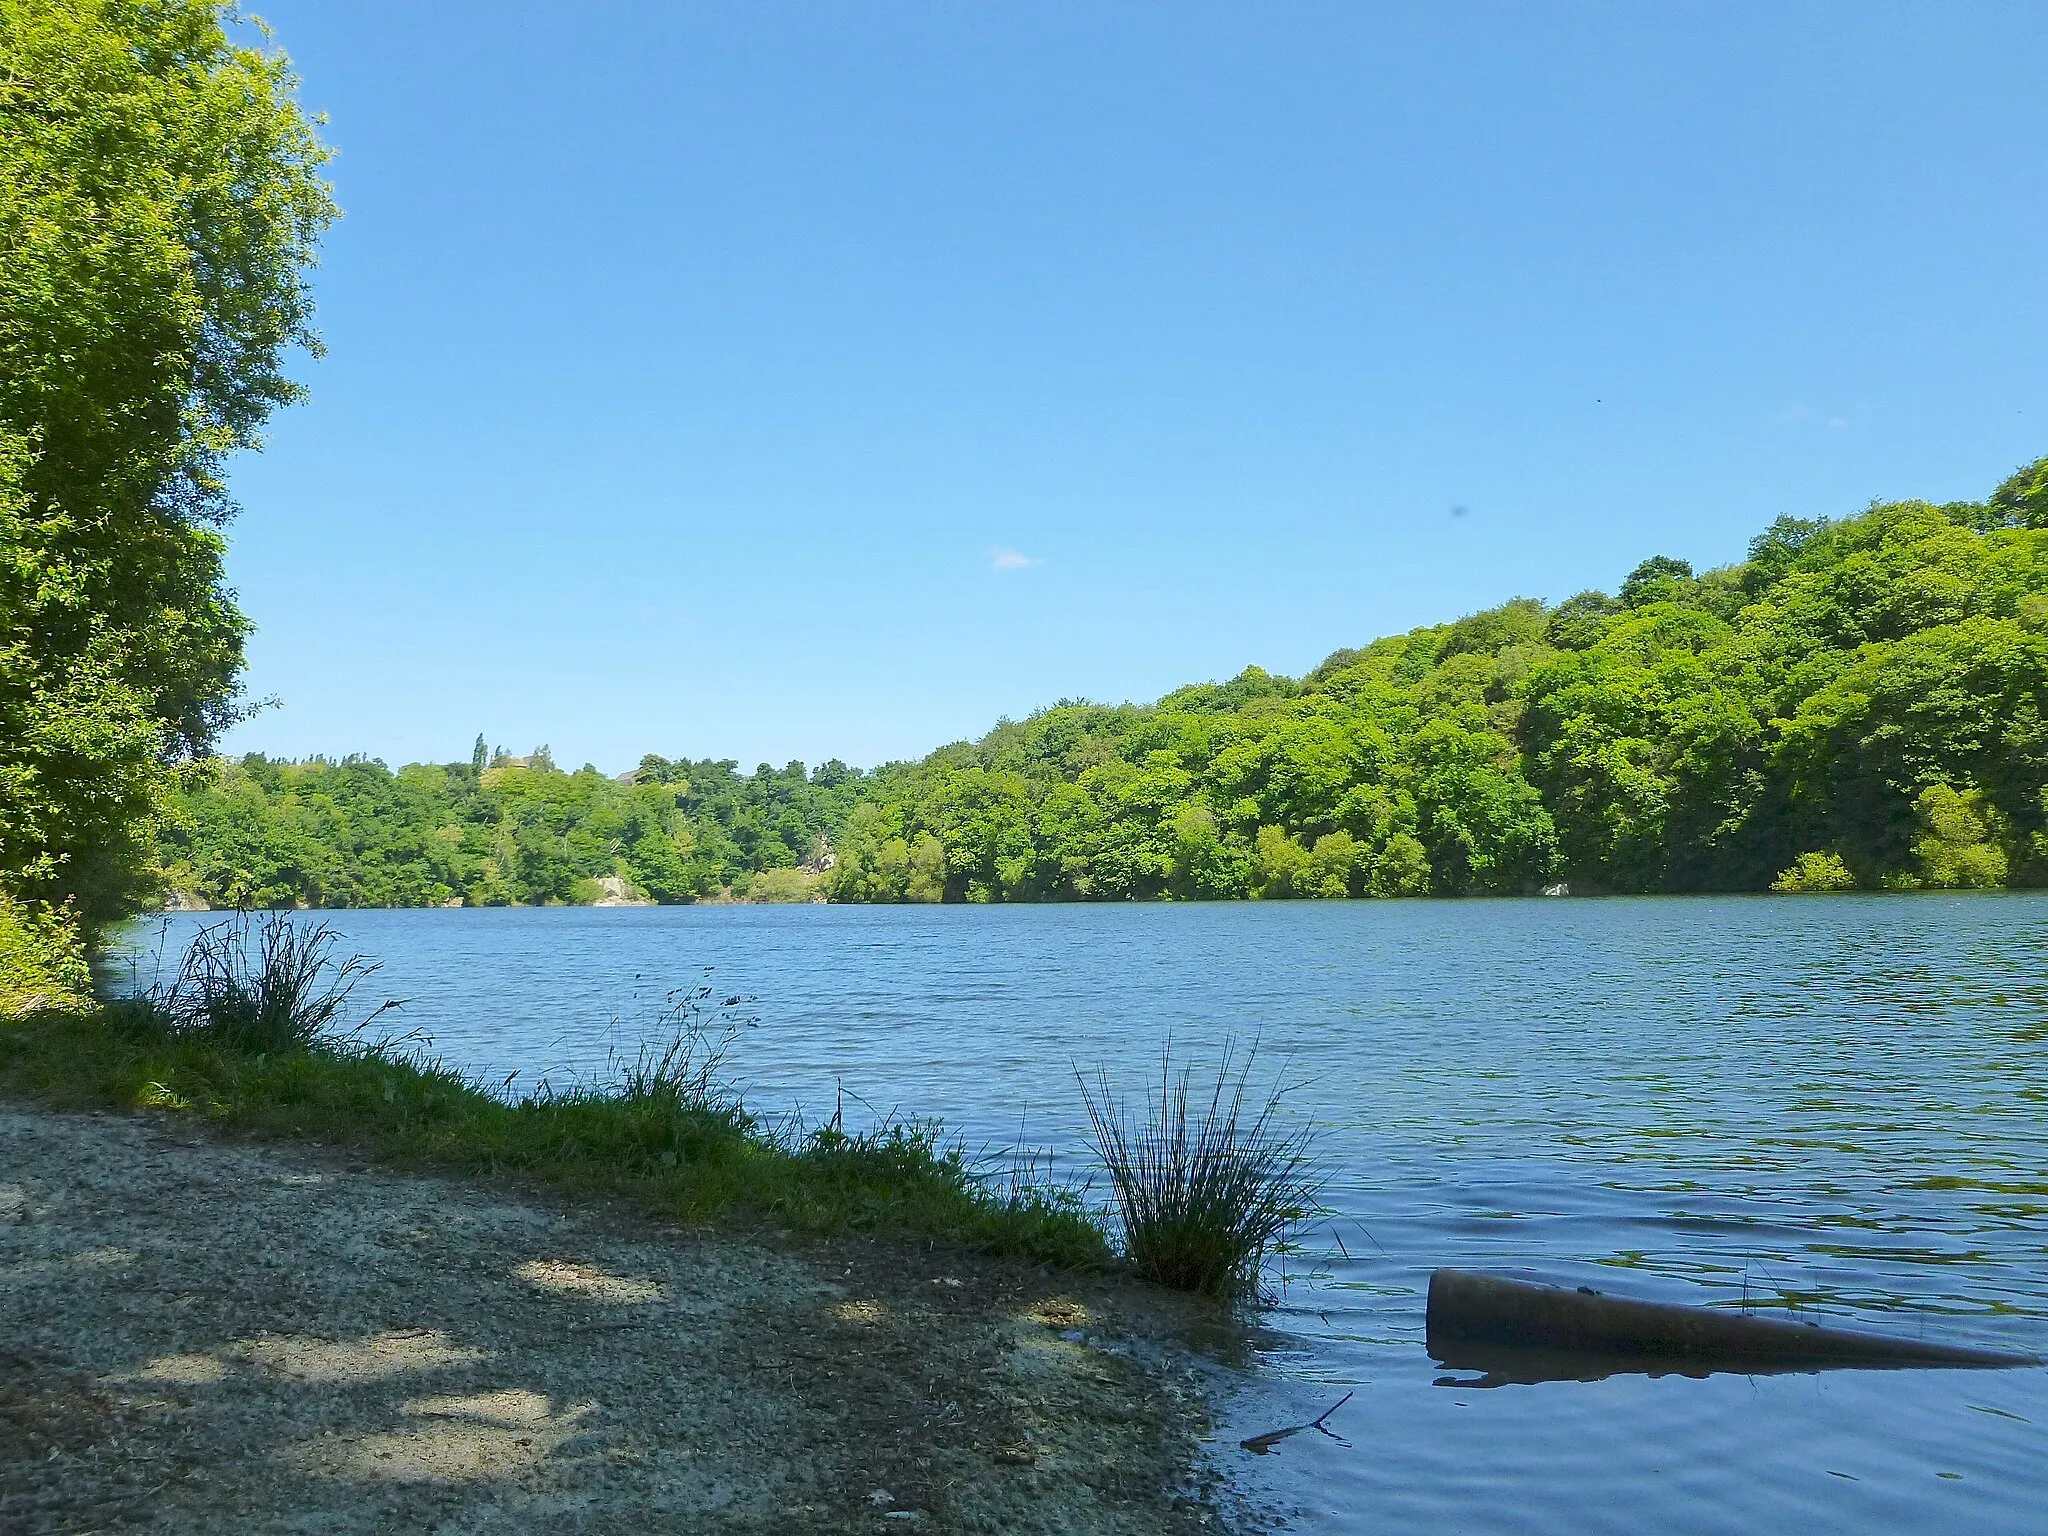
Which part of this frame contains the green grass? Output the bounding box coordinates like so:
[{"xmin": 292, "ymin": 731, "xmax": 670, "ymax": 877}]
[
  {"xmin": 0, "ymin": 998, "xmax": 1113, "ymax": 1270},
  {"xmin": 5, "ymin": 917, "xmax": 1324, "ymax": 1294}
]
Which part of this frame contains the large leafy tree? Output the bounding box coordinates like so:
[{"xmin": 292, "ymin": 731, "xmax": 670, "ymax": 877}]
[{"xmin": 0, "ymin": 0, "xmax": 333, "ymax": 931}]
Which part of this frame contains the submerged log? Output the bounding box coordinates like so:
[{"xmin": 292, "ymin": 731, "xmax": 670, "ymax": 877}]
[{"xmin": 1427, "ymin": 1269, "xmax": 2041, "ymax": 1373}]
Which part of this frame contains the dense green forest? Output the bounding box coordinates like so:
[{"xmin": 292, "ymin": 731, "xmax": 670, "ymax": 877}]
[{"xmin": 164, "ymin": 458, "xmax": 2048, "ymax": 908}]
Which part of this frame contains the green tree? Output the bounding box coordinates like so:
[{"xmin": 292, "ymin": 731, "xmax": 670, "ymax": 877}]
[
  {"xmin": 1989, "ymin": 456, "xmax": 2048, "ymax": 530},
  {"xmin": 1370, "ymin": 832, "xmax": 1431, "ymax": 895},
  {"xmin": 906, "ymin": 832, "xmax": 947, "ymax": 903},
  {"xmin": 1165, "ymin": 801, "xmax": 1246, "ymax": 898},
  {"xmin": 1249, "ymin": 826, "xmax": 1310, "ymax": 898},
  {"xmin": 160, "ymin": 453, "xmax": 2048, "ymax": 909},
  {"xmin": 822, "ymin": 802, "xmax": 910, "ymax": 902},
  {"xmin": 1545, "ymin": 590, "xmax": 1618, "ymax": 650},
  {"xmin": 1621, "ymin": 556, "xmax": 1696, "ymax": 608},
  {"xmin": 1774, "ymin": 618, "xmax": 2048, "ymax": 876},
  {"xmin": 1304, "ymin": 831, "xmax": 1359, "ymax": 898},
  {"xmin": 1905, "ymin": 784, "xmax": 2008, "ymax": 889},
  {"xmin": 1, "ymin": 0, "xmax": 334, "ymax": 940}
]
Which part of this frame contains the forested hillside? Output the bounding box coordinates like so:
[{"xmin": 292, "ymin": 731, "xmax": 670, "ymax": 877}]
[{"xmin": 164, "ymin": 457, "xmax": 2048, "ymax": 907}]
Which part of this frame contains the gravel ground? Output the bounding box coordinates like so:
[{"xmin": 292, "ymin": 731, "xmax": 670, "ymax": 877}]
[{"xmin": 0, "ymin": 1105, "xmax": 1230, "ymax": 1534}]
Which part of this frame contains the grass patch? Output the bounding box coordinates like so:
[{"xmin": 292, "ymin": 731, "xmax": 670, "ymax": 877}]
[
  {"xmin": 0, "ymin": 917, "xmax": 1110, "ymax": 1270},
  {"xmin": 1079, "ymin": 1043, "xmax": 1323, "ymax": 1298},
  {"xmin": 0, "ymin": 1002, "xmax": 1109, "ymax": 1265}
]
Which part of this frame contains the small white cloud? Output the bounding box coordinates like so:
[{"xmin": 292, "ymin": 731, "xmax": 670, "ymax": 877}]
[
  {"xmin": 1827, "ymin": 416, "xmax": 1849, "ymax": 428},
  {"xmin": 989, "ymin": 546, "xmax": 1044, "ymax": 572}
]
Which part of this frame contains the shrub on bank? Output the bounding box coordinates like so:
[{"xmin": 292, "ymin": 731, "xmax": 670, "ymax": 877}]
[
  {"xmin": 1771, "ymin": 852, "xmax": 1858, "ymax": 893},
  {"xmin": 141, "ymin": 911, "xmax": 399, "ymax": 1052},
  {"xmin": 0, "ymin": 898, "xmax": 91, "ymax": 1015}
]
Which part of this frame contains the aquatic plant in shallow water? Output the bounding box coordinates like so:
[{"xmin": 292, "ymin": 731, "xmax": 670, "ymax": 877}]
[{"xmin": 1078, "ymin": 1042, "xmax": 1323, "ymax": 1298}]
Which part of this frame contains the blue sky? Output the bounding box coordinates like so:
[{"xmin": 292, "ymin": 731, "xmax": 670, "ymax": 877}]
[{"xmin": 220, "ymin": 1, "xmax": 2048, "ymax": 775}]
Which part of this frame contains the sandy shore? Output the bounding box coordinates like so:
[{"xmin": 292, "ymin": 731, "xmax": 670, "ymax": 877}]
[{"xmin": 0, "ymin": 1105, "xmax": 1232, "ymax": 1533}]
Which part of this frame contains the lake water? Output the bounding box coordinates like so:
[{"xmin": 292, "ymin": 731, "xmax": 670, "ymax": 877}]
[{"xmin": 119, "ymin": 897, "xmax": 2048, "ymax": 1533}]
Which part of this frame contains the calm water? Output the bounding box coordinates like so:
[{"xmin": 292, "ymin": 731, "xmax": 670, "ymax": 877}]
[{"xmin": 121, "ymin": 897, "xmax": 2048, "ymax": 1533}]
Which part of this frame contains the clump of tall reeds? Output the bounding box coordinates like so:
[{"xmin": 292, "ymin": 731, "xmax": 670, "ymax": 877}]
[
  {"xmin": 1078, "ymin": 1042, "xmax": 1323, "ymax": 1298},
  {"xmin": 142, "ymin": 911, "xmax": 402, "ymax": 1053}
]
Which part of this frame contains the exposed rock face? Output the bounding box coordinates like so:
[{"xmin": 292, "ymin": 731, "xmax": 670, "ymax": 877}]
[{"xmin": 591, "ymin": 875, "xmax": 651, "ymax": 907}]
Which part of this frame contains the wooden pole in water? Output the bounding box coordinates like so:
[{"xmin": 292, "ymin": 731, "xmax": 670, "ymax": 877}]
[{"xmin": 1427, "ymin": 1269, "xmax": 2041, "ymax": 1371}]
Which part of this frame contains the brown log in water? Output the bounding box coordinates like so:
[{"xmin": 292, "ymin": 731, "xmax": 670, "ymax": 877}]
[{"xmin": 1427, "ymin": 1269, "xmax": 2041, "ymax": 1372}]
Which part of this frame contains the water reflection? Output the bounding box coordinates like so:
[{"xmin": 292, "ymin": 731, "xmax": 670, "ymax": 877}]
[
  {"xmin": 1428, "ymin": 1336, "xmax": 2043, "ymax": 1389},
  {"xmin": 1428, "ymin": 1339, "xmax": 1821, "ymax": 1388}
]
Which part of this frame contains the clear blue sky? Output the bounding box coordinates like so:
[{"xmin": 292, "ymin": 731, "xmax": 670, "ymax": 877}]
[{"xmin": 220, "ymin": 1, "xmax": 2047, "ymax": 775}]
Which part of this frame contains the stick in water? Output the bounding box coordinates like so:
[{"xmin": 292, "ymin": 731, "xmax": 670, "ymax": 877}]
[{"xmin": 1239, "ymin": 1390, "xmax": 1354, "ymax": 1454}]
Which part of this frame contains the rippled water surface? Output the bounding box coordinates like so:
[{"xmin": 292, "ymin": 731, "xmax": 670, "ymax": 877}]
[{"xmin": 125, "ymin": 896, "xmax": 2048, "ymax": 1532}]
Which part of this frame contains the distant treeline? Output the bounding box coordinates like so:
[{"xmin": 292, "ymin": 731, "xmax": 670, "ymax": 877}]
[
  {"xmin": 161, "ymin": 748, "xmax": 863, "ymax": 909},
  {"xmin": 163, "ymin": 457, "xmax": 2048, "ymax": 907}
]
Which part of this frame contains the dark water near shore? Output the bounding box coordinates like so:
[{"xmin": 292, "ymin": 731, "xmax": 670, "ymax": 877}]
[{"xmin": 123, "ymin": 897, "xmax": 2048, "ymax": 1532}]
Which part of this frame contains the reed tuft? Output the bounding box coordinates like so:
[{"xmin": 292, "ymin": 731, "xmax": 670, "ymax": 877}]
[
  {"xmin": 142, "ymin": 911, "xmax": 401, "ymax": 1053},
  {"xmin": 1078, "ymin": 1042, "xmax": 1322, "ymax": 1298}
]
